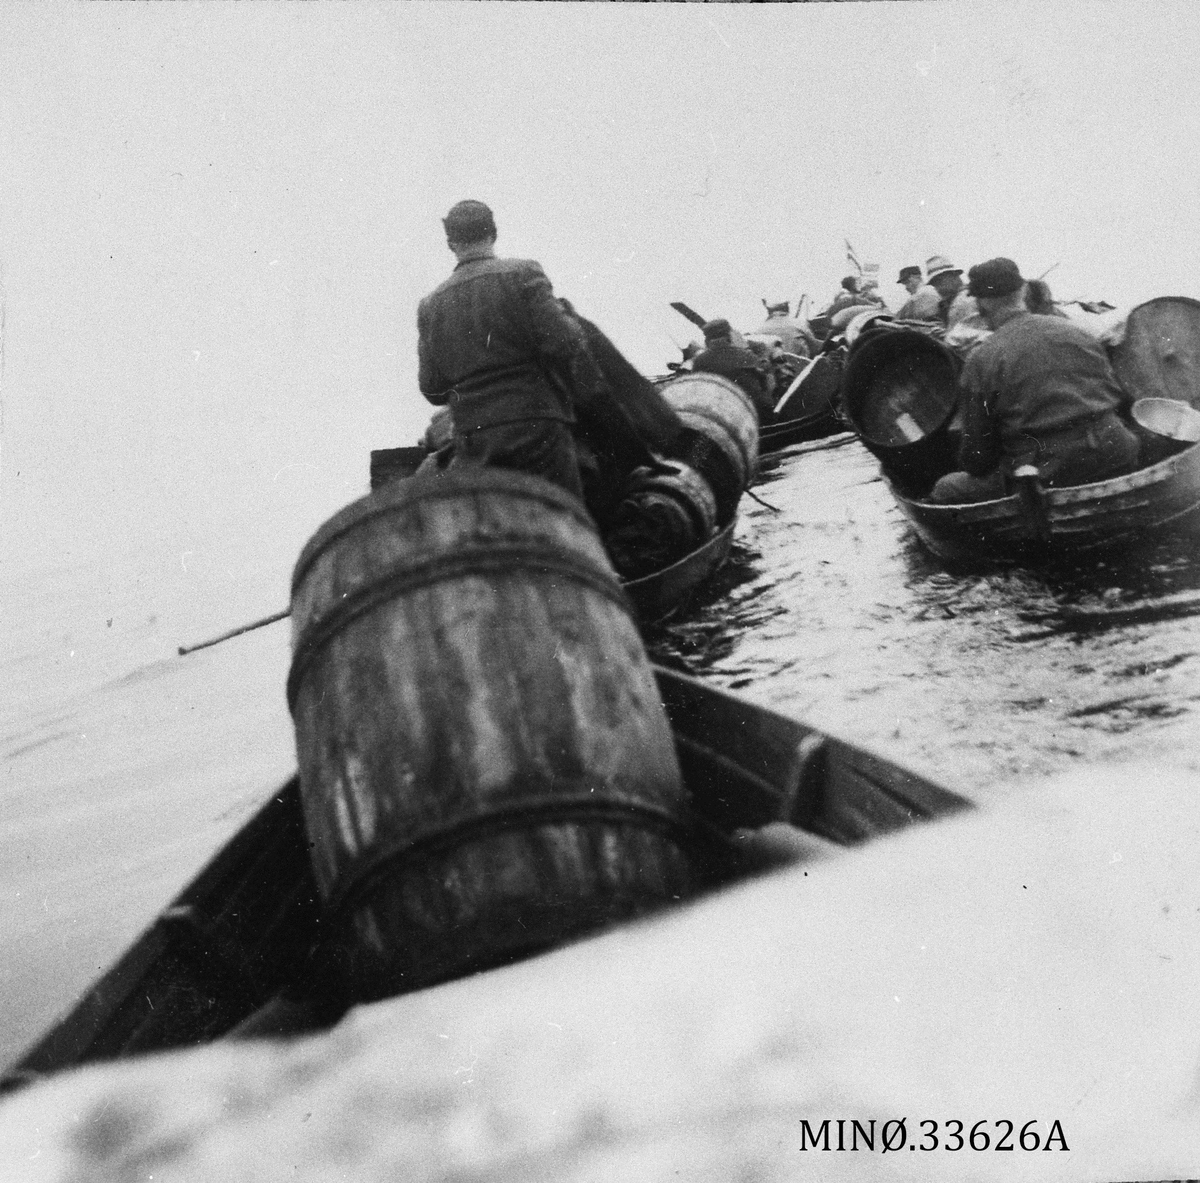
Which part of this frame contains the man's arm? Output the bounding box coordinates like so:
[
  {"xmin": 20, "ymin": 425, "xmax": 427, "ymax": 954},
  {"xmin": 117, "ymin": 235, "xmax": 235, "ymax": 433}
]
[
  {"xmin": 519, "ymin": 263, "xmax": 604, "ymax": 402},
  {"xmin": 416, "ymin": 301, "xmax": 450, "ymax": 404},
  {"xmin": 957, "ymin": 358, "xmax": 1003, "ymax": 476}
]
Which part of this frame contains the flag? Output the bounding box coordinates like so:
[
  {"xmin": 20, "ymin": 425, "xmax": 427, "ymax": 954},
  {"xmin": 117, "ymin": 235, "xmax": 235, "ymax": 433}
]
[{"xmin": 844, "ymin": 239, "xmax": 862, "ymax": 274}]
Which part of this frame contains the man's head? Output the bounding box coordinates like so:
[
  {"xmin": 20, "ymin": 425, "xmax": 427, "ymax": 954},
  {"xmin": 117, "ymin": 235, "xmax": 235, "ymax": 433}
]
[
  {"xmin": 702, "ymin": 318, "xmax": 733, "ymax": 344},
  {"xmin": 442, "ymin": 200, "xmax": 497, "ymax": 249},
  {"xmin": 840, "ymin": 276, "xmax": 860, "ymax": 294},
  {"xmin": 898, "ymin": 265, "xmax": 923, "ymax": 293},
  {"xmin": 925, "ymin": 255, "xmax": 963, "ymax": 299},
  {"xmin": 967, "ymin": 257, "xmax": 1027, "ymax": 327}
]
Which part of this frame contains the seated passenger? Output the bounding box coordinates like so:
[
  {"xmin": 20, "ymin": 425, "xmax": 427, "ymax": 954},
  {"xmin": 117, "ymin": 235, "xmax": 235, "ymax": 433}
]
[
  {"xmin": 690, "ymin": 318, "xmax": 775, "ymax": 419},
  {"xmin": 895, "ymin": 264, "xmax": 941, "ymax": 321},
  {"xmin": 925, "ymin": 255, "xmax": 980, "ymax": 327},
  {"xmin": 758, "ymin": 300, "xmax": 818, "ymax": 358},
  {"xmin": 928, "ymin": 258, "xmax": 1140, "ymax": 504}
]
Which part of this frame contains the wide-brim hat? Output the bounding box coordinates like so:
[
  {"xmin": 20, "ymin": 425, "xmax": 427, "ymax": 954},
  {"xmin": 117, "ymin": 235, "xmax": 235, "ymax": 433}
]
[{"xmin": 925, "ymin": 255, "xmax": 962, "ymax": 282}]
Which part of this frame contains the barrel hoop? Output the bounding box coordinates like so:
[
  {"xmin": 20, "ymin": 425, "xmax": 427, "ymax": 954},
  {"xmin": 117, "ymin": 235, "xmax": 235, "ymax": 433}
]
[
  {"xmin": 292, "ymin": 480, "xmax": 598, "ymax": 593},
  {"xmin": 318, "ymin": 793, "xmax": 698, "ymax": 928},
  {"xmin": 287, "ymin": 541, "xmax": 634, "ymax": 711},
  {"xmin": 676, "ymin": 408, "xmax": 755, "ymax": 471}
]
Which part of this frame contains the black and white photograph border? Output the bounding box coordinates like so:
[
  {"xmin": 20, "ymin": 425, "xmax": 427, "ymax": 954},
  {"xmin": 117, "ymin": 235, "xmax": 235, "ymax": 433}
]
[{"xmin": 1, "ymin": 1, "xmax": 1199, "ymax": 1179}]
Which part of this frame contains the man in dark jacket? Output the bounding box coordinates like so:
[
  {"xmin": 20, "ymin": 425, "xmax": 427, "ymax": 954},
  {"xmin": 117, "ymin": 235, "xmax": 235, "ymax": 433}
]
[
  {"xmin": 929, "ymin": 258, "xmax": 1139, "ymax": 503},
  {"xmin": 690, "ymin": 318, "xmax": 775, "ymax": 419},
  {"xmin": 417, "ymin": 200, "xmax": 601, "ymax": 498}
]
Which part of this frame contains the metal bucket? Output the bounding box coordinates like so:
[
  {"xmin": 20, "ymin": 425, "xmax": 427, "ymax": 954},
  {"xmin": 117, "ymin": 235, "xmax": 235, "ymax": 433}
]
[
  {"xmin": 288, "ymin": 467, "xmax": 694, "ymax": 1003},
  {"xmin": 1132, "ymin": 397, "xmax": 1200, "ymax": 443}
]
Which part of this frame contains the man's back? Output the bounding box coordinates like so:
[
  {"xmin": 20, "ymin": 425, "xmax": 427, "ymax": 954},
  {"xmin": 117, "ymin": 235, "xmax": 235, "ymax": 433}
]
[
  {"xmin": 963, "ymin": 312, "xmax": 1128, "ymax": 452},
  {"xmin": 758, "ymin": 314, "xmax": 815, "ymax": 357},
  {"xmin": 418, "ymin": 255, "xmax": 581, "ymax": 430}
]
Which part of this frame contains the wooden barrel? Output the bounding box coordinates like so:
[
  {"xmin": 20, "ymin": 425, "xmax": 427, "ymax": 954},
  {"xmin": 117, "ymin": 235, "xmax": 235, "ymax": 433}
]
[
  {"xmin": 1109, "ymin": 297, "xmax": 1200, "ymax": 411},
  {"xmin": 841, "ymin": 328, "xmax": 961, "ymax": 495},
  {"xmin": 657, "ymin": 373, "xmax": 759, "ymax": 520},
  {"xmin": 605, "ymin": 460, "xmax": 719, "ymax": 580},
  {"xmin": 288, "ymin": 467, "xmax": 695, "ymax": 1002}
]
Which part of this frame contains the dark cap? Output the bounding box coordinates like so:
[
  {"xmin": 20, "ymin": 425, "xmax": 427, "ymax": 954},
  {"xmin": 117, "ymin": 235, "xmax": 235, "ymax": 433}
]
[
  {"xmin": 841, "ymin": 276, "xmax": 859, "ymax": 292},
  {"xmin": 702, "ymin": 318, "xmax": 732, "ymax": 341},
  {"xmin": 967, "ymin": 257, "xmax": 1025, "ymax": 298},
  {"xmin": 898, "ymin": 265, "xmax": 922, "ymax": 283},
  {"xmin": 442, "ymin": 200, "xmax": 496, "ymax": 244}
]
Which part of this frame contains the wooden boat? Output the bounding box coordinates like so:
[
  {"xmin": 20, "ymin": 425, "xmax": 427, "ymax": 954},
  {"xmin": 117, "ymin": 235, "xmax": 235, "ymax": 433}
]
[
  {"xmin": 841, "ymin": 305, "xmax": 1200, "ymax": 566},
  {"xmin": 0, "ymin": 666, "xmax": 969, "ymax": 1093},
  {"xmin": 368, "ymin": 445, "xmax": 739, "ymax": 623},
  {"xmin": 623, "ymin": 516, "xmax": 737, "ymax": 622},
  {"xmin": 759, "ymin": 352, "xmax": 846, "ymax": 451},
  {"xmin": 888, "ymin": 440, "xmax": 1200, "ymax": 565}
]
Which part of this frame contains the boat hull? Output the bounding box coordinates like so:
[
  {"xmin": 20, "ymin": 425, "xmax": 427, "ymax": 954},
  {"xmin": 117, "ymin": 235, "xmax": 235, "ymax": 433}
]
[
  {"xmin": 623, "ymin": 517, "xmax": 737, "ymax": 623},
  {"xmin": 892, "ymin": 440, "xmax": 1200, "ymax": 564},
  {"xmin": 1, "ymin": 667, "xmax": 969, "ymax": 1091}
]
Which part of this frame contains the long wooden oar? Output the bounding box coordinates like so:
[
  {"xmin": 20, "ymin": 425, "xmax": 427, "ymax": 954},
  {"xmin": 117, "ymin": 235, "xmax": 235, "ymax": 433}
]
[
  {"xmin": 178, "ymin": 609, "xmax": 291, "ymax": 656},
  {"xmin": 773, "ymin": 352, "xmax": 824, "ymax": 415}
]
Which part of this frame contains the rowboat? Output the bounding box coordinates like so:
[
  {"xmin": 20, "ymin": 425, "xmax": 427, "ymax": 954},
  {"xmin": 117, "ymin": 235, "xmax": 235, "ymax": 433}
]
[
  {"xmin": 0, "ymin": 665, "xmax": 969, "ymax": 1093},
  {"xmin": 368, "ymin": 445, "xmax": 739, "ymax": 623},
  {"xmin": 888, "ymin": 441, "xmax": 1200, "ymax": 565},
  {"xmin": 840, "ymin": 304, "xmax": 1200, "ymax": 566},
  {"xmin": 759, "ymin": 352, "xmax": 847, "ymax": 452}
]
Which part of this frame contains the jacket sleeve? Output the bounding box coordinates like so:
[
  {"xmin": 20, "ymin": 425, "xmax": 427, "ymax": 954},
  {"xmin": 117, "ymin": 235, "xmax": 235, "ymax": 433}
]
[
  {"xmin": 416, "ymin": 299, "xmax": 449, "ymax": 405},
  {"xmin": 519, "ymin": 263, "xmax": 605, "ymax": 402},
  {"xmin": 957, "ymin": 356, "xmax": 1003, "ymax": 476}
]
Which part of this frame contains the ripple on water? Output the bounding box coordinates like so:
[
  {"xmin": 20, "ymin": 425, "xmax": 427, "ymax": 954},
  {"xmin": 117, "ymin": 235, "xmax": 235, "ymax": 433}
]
[{"xmin": 648, "ymin": 441, "xmax": 1200, "ymax": 799}]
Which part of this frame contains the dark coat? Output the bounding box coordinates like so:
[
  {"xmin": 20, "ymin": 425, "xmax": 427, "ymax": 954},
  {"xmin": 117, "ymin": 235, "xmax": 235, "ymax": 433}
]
[{"xmin": 417, "ymin": 255, "xmax": 601, "ymax": 431}]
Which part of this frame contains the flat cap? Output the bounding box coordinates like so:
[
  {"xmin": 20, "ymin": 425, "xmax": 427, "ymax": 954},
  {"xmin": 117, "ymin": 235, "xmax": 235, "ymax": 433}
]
[
  {"xmin": 702, "ymin": 318, "xmax": 733, "ymax": 341},
  {"xmin": 898, "ymin": 265, "xmax": 922, "ymax": 283},
  {"xmin": 967, "ymin": 257, "xmax": 1025, "ymax": 298},
  {"xmin": 442, "ymin": 199, "xmax": 496, "ymax": 242}
]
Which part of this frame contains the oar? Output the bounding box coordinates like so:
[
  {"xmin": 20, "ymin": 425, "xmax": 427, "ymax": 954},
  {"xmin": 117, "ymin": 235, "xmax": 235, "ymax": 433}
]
[
  {"xmin": 773, "ymin": 352, "xmax": 823, "ymax": 415},
  {"xmin": 669, "ymin": 301, "xmax": 708, "ymax": 331},
  {"xmin": 178, "ymin": 609, "xmax": 291, "ymax": 656}
]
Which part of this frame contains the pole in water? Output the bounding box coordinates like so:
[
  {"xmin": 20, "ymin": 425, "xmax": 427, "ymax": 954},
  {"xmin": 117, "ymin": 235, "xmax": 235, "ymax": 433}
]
[{"xmin": 178, "ymin": 609, "xmax": 291, "ymax": 656}]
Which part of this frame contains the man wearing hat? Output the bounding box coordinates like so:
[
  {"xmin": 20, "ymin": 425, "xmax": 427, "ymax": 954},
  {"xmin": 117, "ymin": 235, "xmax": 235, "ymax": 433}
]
[
  {"xmin": 928, "ymin": 258, "xmax": 1139, "ymax": 504},
  {"xmin": 757, "ymin": 300, "xmax": 818, "ymax": 359},
  {"xmin": 417, "ymin": 199, "xmax": 602, "ymax": 498},
  {"xmin": 895, "ymin": 264, "xmax": 941, "ymax": 321},
  {"xmin": 690, "ymin": 318, "xmax": 775, "ymax": 419},
  {"xmin": 924, "ymin": 255, "xmax": 980, "ymax": 327}
]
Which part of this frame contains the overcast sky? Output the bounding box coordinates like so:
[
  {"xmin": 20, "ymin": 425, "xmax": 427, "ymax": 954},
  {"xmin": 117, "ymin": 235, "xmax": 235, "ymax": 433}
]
[{"xmin": 2, "ymin": 1, "xmax": 1198, "ymax": 601}]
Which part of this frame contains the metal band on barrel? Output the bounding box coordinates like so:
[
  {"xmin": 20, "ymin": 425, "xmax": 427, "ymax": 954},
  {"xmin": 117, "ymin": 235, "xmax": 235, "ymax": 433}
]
[
  {"xmin": 317, "ymin": 793, "xmax": 699, "ymax": 929},
  {"xmin": 287, "ymin": 541, "xmax": 634, "ymax": 711}
]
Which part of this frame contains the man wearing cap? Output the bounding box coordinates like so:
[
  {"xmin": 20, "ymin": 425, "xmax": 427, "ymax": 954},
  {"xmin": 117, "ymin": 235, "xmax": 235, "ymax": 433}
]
[
  {"xmin": 928, "ymin": 257, "xmax": 1139, "ymax": 504},
  {"xmin": 895, "ymin": 265, "xmax": 941, "ymax": 321},
  {"xmin": 417, "ymin": 199, "xmax": 603, "ymax": 499},
  {"xmin": 757, "ymin": 300, "xmax": 818, "ymax": 359},
  {"xmin": 690, "ymin": 318, "xmax": 775, "ymax": 419}
]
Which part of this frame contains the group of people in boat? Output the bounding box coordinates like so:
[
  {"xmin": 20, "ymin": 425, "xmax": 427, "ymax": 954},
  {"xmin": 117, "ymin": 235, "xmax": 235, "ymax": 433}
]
[
  {"xmin": 807, "ymin": 255, "xmax": 1141, "ymax": 504},
  {"xmin": 416, "ymin": 199, "xmax": 1142, "ymax": 520}
]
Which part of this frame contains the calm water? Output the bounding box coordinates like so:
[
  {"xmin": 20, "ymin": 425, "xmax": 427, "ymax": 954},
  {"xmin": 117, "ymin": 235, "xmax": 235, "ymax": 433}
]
[{"xmin": 3, "ymin": 435, "xmax": 1199, "ymax": 1068}]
